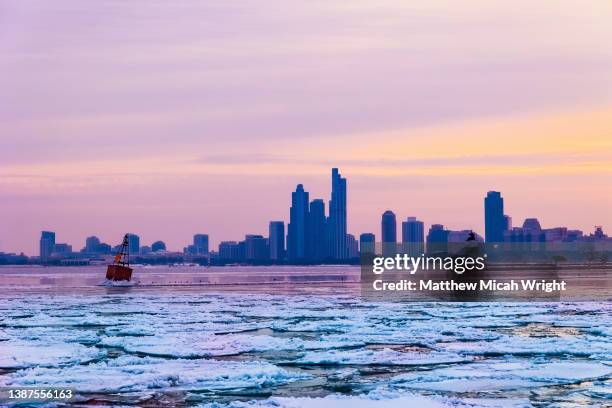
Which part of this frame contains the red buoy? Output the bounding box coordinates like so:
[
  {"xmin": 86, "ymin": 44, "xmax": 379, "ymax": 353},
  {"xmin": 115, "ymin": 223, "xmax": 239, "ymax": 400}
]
[{"xmin": 106, "ymin": 234, "xmax": 133, "ymax": 281}]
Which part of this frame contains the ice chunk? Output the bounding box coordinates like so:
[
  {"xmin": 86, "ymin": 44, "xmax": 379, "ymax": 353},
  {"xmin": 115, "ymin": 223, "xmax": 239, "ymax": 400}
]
[
  {"xmin": 391, "ymin": 359, "xmax": 612, "ymax": 392},
  {"xmin": 1, "ymin": 356, "xmax": 310, "ymax": 393},
  {"xmin": 196, "ymin": 388, "xmax": 531, "ymax": 407},
  {"xmin": 438, "ymin": 335, "xmax": 611, "ymax": 356},
  {"xmin": 0, "ymin": 342, "xmax": 105, "ymax": 369},
  {"xmin": 291, "ymin": 348, "xmax": 470, "ymax": 366}
]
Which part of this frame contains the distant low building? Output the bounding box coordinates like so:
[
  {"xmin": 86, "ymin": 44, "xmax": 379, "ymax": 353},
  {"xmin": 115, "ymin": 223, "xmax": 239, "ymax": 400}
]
[
  {"xmin": 151, "ymin": 241, "xmax": 167, "ymax": 252},
  {"xmin": 193, "ymin": 234, "xmax": 209, "ymax": 255},
  {"xmin": 359, "ymin": 233, "xmax": 375, "ymax": 255},
  {"xmin": 39, "ymin": 231, "xmax": 56, "ymax": 262},
  {"xmin": 402, "ymin": 217, "xmax": 424, "ymax": 257},
  {"xmin": 346, "ymin": 234, "xmax": 358, "ymax": 259},
  {"xmin": 219, "ymin": 241, "xmax": 239, "ymax": 262},
  {"xmin": 52, "ymin": 243, "xmax": 72, "ymax": 255},
  {"xmin": 245, "ymin": 235, "xmax": 268, "ymax": 262}
]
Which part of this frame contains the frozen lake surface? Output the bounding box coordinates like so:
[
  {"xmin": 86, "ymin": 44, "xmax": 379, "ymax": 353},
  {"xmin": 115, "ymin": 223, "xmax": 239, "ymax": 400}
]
[{"xmin": 0, "ymin": 268, "xmax": 610, "ymax": 407}]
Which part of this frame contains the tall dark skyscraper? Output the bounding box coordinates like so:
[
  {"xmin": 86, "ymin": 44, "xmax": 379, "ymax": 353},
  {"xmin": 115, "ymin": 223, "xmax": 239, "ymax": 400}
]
[
  {"xmin": 402, "ymin": 217, "xmax": 424, "ymax": 256},
  {"xmin": 485, "ymin": 191, "xmax": 505, "ymax": 243},
  {"xmin": 128, "ymin": 233, "xmax": 140, "ymax": 255},
  {"xmin": 268, "ymin": 221, "xmax": 285, "ymax": 261},
  {"xmin": 287, "ymin": 184, "xmax": 309, "ymax": 262},
  {"xmin": 308, "ymin": 199, "xmax": 327, "ymax": 262},
  {"xmin": 328, "ymin": 168, "xmax": 347, "ymax": 260},
  {"xmin": 39, "ymin": 231, "xmax": 56, "ymax": 262},
  {"xmin": 381, "ymin": 210, "xmax": 397, "ymax": 256},
  {"xmin": 193, "ymin": 234, "xmax": 209, "ymax": 255}
]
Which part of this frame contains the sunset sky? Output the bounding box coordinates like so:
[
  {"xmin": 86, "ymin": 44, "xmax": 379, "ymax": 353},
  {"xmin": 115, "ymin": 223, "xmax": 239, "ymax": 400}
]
[{"xmin": 1, "ymin": 1, "xmax": 611, "ymax": 254}]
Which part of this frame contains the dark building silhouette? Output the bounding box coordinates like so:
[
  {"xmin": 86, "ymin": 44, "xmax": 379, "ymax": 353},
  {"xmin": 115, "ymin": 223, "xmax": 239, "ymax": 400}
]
[
  {"xmin": 53, "ymin": 243, "xmax": 72, "ymax": 254},
  {"xmin": 39, "ymin": 231, "xmax": 56, "ymax": 262},
  {"xmin": 503, "ymin": 215, "xmax": 512, "ymax": 231},
  {"xmin": 219, "ymin": 241, "xmax": 239, "ymax": 261},
  {"xmin": 485, "ymin": 191, "xmax": 505, "ymax": 243},
  {"xmin": 381, "ymin": 210, "xmax": 397, "ymax": 256},
  {"xmin": 427, "ymin": 224, "xmax": 449, "ymax": 242},
  {"xmin": 268, "ymin": 221, "xmax": 285, "ymax": 261},
  {"xmin": 359, "ymin": 233, "xmax": 376, "ymax": 255},
  {"xmin": 522, "ymin": 218, "xmax": 542, "ymax": 232},
  {"xmin": 193, "ymin": 234, "xmax": 209, "ymax": 255},
  {"xmin": 237, "ymin": 240, "xmax": 246, "ymax": 261},
  {"xmin": 402, "ymin": 217, "xmax": 424, "ymax": 256},
  {"xmin": 592, "ymin": 226, "xmax": 607, "ymax": 240},
  {"xmin": 346, "ymin": 234, "xmax": 358, "ymax": 258},
  {"xmin": 328, "ymin": 168, "xmax": 347, "ymax": 260},
  {"xmin": 427, "ymin": 224, "xmax": 449, "ymax": 253},
  {"xmin": 85, "ymin": 236, "xmax": 101, "ymax": 253},
  {"xmin": 151, "ymin": 240, "xmax": 166, "ymax": 252},
  {"xmin": 287, "ymin": 184, "xmax": 309, "ymax": 262},
  {"xmin": 97, "ymin": 243, "xmax": 111, "ymax": 254},
  {"xmin": 245, "ymin": 235, "xmax": 268, "ymax": 261},
  {"xmin": 521, "ymin": 218, "xmax": 545, "ymax": 242},
  {"xmin": 309, "ymin": 199, "xmax": 327, "ymax": 262},
  {"xmin": 128, "ymin": 233, "xmax": 140, "ymax": 255}
]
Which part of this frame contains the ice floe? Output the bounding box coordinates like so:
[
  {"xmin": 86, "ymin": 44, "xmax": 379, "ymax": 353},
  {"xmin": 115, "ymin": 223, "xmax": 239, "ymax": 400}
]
[
  {"xmin": 1, "ymin": 356, "xmax": 310, "ymax": 393},
  {"xmin": 0, "ymin": 341, "xmax": 105, "ymax": 369},
  {"xmin": 390, "ymin": 359, "xmax": 611, "ymax": 392},
  {"xmin": 291, "ymin": 348, "xmax": 471, "ymax": 366}
]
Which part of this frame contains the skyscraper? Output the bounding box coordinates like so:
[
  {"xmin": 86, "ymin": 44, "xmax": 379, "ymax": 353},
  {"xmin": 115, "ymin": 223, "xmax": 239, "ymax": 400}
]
[
  {"xmin": 193, "ymin": 234, "xmax": 209, "ymax": 255},
  {"xmin": 328, "ymin": 168, "xmax": 347, "ymax": 260},
  {"xmin": 401, "ymin": 217, "xmax": 425, "ymax": 256},
  {"xmin": 268, "ymin": 221, "xmax": 285, "ymax": 261},
  {"xmin": 381, "ymin": 210, "xmax": 397, "ymax": 256},
  {"xmin": 128, "ymin": 233, "xmax": 140, "ymax": 255},
  {"xmin": 485, "ymin": 191, "xmax": 505, "ymax": 243},
  {"xmin": 287, "ymin": 184, "xmax": 309, "ymax": 262},
  {"xmin": 308, "ymin": 199, "xmax": 327, "ymax": 262},
  {"xmin": 39, "ymin": 231, "xmax": 55, "ymax": 262}
]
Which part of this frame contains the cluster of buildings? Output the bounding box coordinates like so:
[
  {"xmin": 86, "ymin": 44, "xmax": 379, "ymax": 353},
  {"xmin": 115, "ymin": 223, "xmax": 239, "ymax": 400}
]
[
  {"xmin": 0, "ymin": 169, "xmax": 610, "ymax": 266},
  {"xmin": 216, "ymin": 168, "xmax": 355, "ymax": 264},
  {"xmin": 372, "ymin": 191, "xmax": 610, "ymax": 259},
  {"xmin": 33, "ymin": 230, "xmax": 208, "ymax": 265}
]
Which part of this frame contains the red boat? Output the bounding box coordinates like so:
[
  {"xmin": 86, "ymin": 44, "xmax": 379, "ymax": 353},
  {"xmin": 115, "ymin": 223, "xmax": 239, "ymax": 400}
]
[{"xmin": 106, "ymin": 234, "xmax": 133, "ymax": 281}]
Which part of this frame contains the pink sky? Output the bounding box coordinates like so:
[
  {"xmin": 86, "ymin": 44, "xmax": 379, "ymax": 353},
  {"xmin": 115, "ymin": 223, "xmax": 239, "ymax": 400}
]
[{"xmin": 1, "ymin": 1, "xmax": 611, "ymax": 254}]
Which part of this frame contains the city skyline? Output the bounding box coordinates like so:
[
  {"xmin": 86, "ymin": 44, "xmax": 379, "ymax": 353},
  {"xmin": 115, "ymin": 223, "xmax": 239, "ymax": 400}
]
[{"xmin": 4, "ymin": 168, "xmax": 612, "ymax": 259}]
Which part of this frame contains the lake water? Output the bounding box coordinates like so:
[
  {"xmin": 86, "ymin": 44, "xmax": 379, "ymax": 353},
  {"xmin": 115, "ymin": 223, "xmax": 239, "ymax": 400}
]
[{"xmin": 0, "ymin": 267, "xmax": 610, "ymax": 407}]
